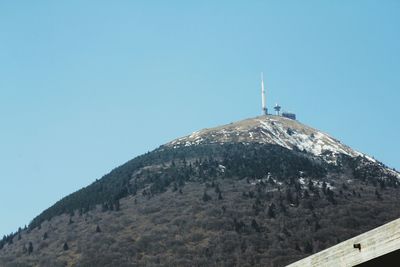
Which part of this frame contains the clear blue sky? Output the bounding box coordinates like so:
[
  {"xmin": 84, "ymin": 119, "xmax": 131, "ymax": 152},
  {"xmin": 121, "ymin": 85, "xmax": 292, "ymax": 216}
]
[{"xmin": 1, "ymin": 1, "xmax": 399, "ymax": 236}]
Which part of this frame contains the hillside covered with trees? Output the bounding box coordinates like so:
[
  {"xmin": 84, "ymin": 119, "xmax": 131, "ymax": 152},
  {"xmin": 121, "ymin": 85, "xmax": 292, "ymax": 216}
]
[{"xmin": 1, "ymin": 117, "xmax": 400, "ymax": 266}]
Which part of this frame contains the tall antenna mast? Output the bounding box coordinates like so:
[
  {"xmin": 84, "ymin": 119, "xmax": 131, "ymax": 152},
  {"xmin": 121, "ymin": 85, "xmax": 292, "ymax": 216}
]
[{"xmin": 261, "ymin": 72, "xmax": 267, "ymax": 115}]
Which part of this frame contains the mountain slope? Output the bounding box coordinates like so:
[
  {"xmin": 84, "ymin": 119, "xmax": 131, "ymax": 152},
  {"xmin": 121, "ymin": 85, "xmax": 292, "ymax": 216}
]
[{"xmin": 1, "ymin": 115, "xmax": 399, "ymax": 267}]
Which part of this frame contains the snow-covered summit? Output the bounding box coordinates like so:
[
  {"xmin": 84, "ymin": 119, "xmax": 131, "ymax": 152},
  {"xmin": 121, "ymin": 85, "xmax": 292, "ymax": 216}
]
[{"xmin": 167, "ymin": 115, "xmax": 375, "ymax": 164}]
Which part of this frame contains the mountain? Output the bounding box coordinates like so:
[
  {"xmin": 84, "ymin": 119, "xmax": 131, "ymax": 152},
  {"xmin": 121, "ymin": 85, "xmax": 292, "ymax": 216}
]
[{"xmin": 1, "ymin": 115, "xmax": 400, "ymax": 267}]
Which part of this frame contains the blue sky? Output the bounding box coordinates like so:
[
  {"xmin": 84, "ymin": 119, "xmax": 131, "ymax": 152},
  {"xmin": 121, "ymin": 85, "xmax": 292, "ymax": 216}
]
[{"xmin": 1, "ymin": 1, "xmax": 399, "ymax": 236}]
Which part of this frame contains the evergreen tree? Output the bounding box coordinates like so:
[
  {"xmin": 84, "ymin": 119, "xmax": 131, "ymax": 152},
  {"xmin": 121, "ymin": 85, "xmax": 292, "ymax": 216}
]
[
  {"xmin": 308, "ymin": 180, "xmax": 314, "ymax": 191},
  {"xmin": 375, "ymin": 190, "xmax": 383, "ymax": 200},
  {"xmin": 114, "ymin": 199, "xmax": 120, "ymax": 211},
  {"xmin": 101, "ymin": 203, "xmax": 108, "ymax": 212},
  {"xmin": 322, "ymin": 181, "xmax": 327, "ymax": 195},
  {"xmin": 215, "ymin": 184, "xmax": 221, "ymax": 194},
  {"xmin": 304, "ymin": 241, "xmax": 313, "ymax": 254},
  {"xmin": 109, "ymin": 201, "xmax": 114, "ymax": 211},
  {"xmin": 326, "ymin": 188, "xmax": 336, "ymax": 204},
  {"xmin": 251, "ymin": 219, "xmax": 261, "ymax": 232},
  {"xmin": 172, "ymin": 182, "xmax": 178, "ymax": 192},
  {"xmin": 286, "ymin": 189, "xmax": 293, "ymax": 203},
  {"xmin": 314, "ymin": 221, "xmax": 321, "ymax": 231},
  {"xmin": 28, "ymin": 242, "xmax": 33, "ymax": 255},
  {"xmin": 268, "ymin": 203, "xmax": 276, "ymax": 218},
  {"xmin": 202, "ymin": 191, "xmax": 212, "ymax": 202}
]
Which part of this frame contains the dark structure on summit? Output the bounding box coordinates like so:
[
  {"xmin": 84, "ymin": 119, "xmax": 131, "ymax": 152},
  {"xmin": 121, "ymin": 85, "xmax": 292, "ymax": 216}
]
[{"xmin": 282, "ymin": 112, "xmax": 296, "ymax": 120}]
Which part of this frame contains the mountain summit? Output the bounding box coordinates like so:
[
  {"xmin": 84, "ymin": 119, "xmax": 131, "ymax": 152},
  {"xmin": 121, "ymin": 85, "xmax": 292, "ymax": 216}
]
[
  {"xmin": 1, "ymin": 116, "xmax": 400, "ymax": 267},
  {"xmin": 168, "ymin": 115, "xmax": 371, "ymax": 162}
]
